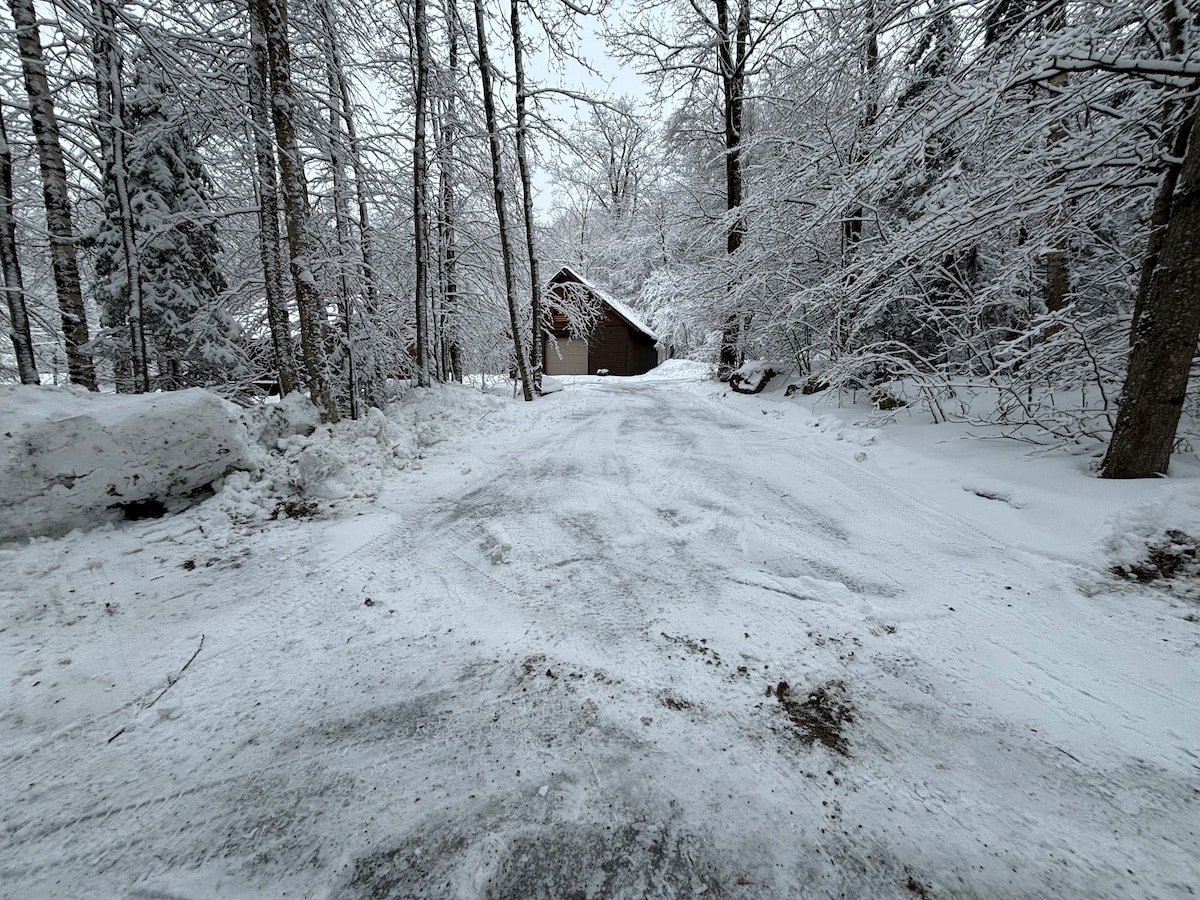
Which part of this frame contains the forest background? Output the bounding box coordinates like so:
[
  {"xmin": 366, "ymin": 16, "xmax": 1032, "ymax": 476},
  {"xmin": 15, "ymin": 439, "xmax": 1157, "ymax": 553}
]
[{"xmin": 1, "ymin": 0, "xmax": 1197, "ymax": 477}]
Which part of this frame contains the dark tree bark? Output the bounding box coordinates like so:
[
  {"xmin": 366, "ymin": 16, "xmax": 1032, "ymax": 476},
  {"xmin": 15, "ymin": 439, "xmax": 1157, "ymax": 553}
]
[
  {"xmin": 435, "ymin": 0, "xmax": 462, "ymax": 383},
  {"xmin": 716, "ymin": 0, "xmax": 750, "ymax": 381},
  {"xmin": 0, "ymin": 104, "xmax": 37, "ymax": 384},
  {"xmin": 8, "ymin": 0, "xmax": 96, "ymax": 390},
  {"xmin": 842, "ymin": 0, "xmax": 878, "ymax": 260},
  {"xmin": 1101, "ymin": 109, "xmax": 1200, "ymax": 478},
  {"xmin": 1130, "ymin": 3, "xmax": 1193, "ymax": 343},
  {"xmin": 413, "ymin": 0, "xmax": 432, "ymax": 387},
  {"xmin": 248, "ymin": 0, "xmax": 298, "ymax": 397},
  {"xmin": 473, "ymin": 0, "xmax": 532, "ymax": 400},
  {"xmin": 509, "ymin": 0, "xmax": 542, "ymax": 392},
  {"xmin": 259, "ymin": 0, "xmax": 338, "ymax": 421}
]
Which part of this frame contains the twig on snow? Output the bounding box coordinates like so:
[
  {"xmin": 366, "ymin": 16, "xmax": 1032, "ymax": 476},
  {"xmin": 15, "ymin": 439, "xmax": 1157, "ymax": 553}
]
[{"xmin": 143, "ymin": 634, "xmax": 206, "ymax": 711}]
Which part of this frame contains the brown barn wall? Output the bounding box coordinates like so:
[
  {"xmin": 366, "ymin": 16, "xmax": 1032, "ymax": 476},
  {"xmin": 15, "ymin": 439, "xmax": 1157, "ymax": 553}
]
[
  {"xmin": 588, "ymin": 325, "xmax": 629, "ymax": 375},
  {"xmin": 629, "ymin": 334, "xmax": 658, "ymax": 376}
]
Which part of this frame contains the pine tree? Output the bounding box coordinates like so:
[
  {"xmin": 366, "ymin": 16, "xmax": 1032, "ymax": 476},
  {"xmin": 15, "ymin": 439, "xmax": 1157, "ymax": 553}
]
[{"xmin": 124, "ymin": 59, "xmax": 239, "ymax": 388}]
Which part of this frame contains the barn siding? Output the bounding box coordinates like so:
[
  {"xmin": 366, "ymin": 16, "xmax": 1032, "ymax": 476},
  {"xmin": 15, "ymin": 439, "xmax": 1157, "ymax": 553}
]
[{"xmin": 589, "ymin": 325, "xmax": 629, "ymax": 375}]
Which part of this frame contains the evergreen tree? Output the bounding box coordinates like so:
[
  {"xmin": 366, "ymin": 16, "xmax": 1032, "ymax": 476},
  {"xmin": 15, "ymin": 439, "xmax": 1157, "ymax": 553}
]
[{"xmin": 124, "ymin": 58, "xmax": 240, "ymax": 388}]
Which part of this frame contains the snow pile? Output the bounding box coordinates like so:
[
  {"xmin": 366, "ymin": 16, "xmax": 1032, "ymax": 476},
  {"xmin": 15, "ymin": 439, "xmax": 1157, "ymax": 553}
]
[
  {"xmin": 1097, "ymin": 488, "xmax": 1200, "ymax": 568},
  {"xmin": 0, "ymin": 385, "xmax": 262, "ymax": 542},
  {"xmin": 638, "ymin": 359, "xmax": 711, "ymax": 381},
  {"xmin": 214, "ymin": 383, "xmax": 516, "ymax": 523},
  {"xmin": 729, "ymin": 359, "xmax": 781, "ymax": 394}
]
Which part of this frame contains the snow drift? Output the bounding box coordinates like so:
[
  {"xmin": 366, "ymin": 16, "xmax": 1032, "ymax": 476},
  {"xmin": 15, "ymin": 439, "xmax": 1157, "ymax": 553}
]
[{"xmin": 0, "ymin": 386, "xmax": 261, "ymax": 542}]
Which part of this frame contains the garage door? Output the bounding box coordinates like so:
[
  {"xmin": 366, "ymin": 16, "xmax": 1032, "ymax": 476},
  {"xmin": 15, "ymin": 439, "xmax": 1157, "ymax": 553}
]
[{"xmin": 544, "ymin": 337, "xmax": 588, "ymax": 375}]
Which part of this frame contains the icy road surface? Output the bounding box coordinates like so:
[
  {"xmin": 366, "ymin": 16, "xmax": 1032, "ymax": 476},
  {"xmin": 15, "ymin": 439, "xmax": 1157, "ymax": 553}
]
[{"xmin": 3, "ymin": 375, "xmax": 1198, "ymax": 899}]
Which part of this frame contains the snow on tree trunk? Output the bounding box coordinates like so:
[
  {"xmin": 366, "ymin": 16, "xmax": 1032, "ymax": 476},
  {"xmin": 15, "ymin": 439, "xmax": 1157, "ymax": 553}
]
[
  {"xmin": 509, "ymin": 0, "xmax": 542, "ymax": 394},
  {"xmin": 436, "ymin": 0, "xmax": 462, "ymax": 383},
  {"xmin": 259, "ymin": 0, "xmax": 338, "ymax": 422},
  {"xmin": 716, "ymin": 0, "xmax": 750, "ymax": 381},
  {"xmin": 8, "ymin": 0, "xmax": 96, "ymax": 390},
  {"xmin": 1102, "ymin": 108, "xmax": 1200, "ymax": 478},
  {"xmin": 0, "ymin": 105, "xmax": 37, "ymax": 384},
  {"xmin": 473, "ymin": 0, "xmax": 532, "ymax": 401},
  {"xmin": 413, "ymin": 0, "xmax": 433, "ymax": 388},
  {"xmin": 1040, "ymin": 5, "xmax": 1070, "ymax": 332},
  {"xmin": 0, "ymin": 386, "xmax": 261, "ymax": 542},
  {"xmin": 248, "ymin": 0, "xmax": 299, "ymax": 398},
  {"xmin": 90, "ymin": 0, "xmax": 150, "ymax": 392}
]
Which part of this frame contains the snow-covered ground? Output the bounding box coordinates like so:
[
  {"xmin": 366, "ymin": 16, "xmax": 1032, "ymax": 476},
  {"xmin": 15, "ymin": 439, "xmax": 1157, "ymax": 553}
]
[{"xmin": 2, "ymin": 365, "xmax": 1198, "ymax": 899}]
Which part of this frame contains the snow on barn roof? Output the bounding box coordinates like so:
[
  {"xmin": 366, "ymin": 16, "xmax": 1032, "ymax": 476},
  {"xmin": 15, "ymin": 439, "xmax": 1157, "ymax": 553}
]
[{"xmin": 549, "ymin": 266, "xmax": 658, "ymax": 343}]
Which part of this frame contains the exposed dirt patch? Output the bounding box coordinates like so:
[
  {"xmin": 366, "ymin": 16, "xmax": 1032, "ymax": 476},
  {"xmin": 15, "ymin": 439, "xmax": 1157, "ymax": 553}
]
[
  {"xmin": 518, "ymin": 654, "xmax": 618, "ymax": 689},
  {"xmin": 271, "ymin": 499, "xmax": 321, "ymax": 520},
  {"xmin": 1112, "ymin": 530, "xmax": 1200, "ymax": 603},
  {"xmin": 770, "ymin": 679, "xmax": 854, "ymax": 756},
  {"xmin": 346, "ymin": 821, "xmax": 730, "ymax": 900},
  {"xmin": 661, "ymin": 632, "xmax": 722, "ymax": 666},
  {"xmin": 659, "ymin": 691, "xmax": 695, "ymax": 711},
  {"xmin": 905, "ymin": 871, "xmax": 933, "ymax": 897}
]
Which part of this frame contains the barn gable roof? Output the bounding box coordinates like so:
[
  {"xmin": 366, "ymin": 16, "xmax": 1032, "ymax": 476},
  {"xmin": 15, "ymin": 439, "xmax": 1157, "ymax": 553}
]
[{"xmin": 548, "ymin": 266, "xmax": 658, "ymax": 343}]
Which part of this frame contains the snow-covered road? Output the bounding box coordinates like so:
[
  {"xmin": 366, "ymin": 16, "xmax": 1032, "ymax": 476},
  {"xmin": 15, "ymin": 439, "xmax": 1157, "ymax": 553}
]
[{"xmin": 3, "ymin": 374, "xmax": 1197, "ymax": 899}]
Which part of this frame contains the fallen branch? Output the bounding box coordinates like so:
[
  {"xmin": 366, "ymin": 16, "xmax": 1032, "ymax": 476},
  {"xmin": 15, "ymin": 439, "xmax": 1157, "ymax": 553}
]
[{"xmin": 143, "ymin": 634, "xmax": 206, "ymax": 711}]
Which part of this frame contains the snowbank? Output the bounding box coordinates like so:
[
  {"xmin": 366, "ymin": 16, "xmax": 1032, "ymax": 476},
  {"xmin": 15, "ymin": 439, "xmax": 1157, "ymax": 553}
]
[
  {"xmin": 0, "ymin": 386, "xmax": 262, "ymax": 542},
  {"xmin": 212, "ymin": 383, "xmax": 518, "ymax": 524}
]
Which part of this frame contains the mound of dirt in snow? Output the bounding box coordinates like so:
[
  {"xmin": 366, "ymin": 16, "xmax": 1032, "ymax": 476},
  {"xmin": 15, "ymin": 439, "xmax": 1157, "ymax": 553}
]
[{"xmin": 0, "ymin": 385, "xmax": 263, "ymax": 542}]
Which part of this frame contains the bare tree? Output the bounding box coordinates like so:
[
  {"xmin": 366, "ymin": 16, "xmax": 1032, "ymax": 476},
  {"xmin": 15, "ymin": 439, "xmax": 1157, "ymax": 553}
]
[
  {"xmin": 8, "ymin": 0, "xmax": 96, "ymax": 390},
  {"xmin": 509, "ymin": 0, "xmax": 542, "ymax": 392},
  {"xmin": 248, "ymin": 0, "xmax": 299, "ymax": 397},
  {"xmin": 472, "ymin": 0, "xmax": 532, "ymax": 400},
  {"xmin": 259, "ymin": 0, "xmax": 338, "ymax": 421},
  {"xmin": 414, "ymin": 0, "xmax": 433, "ymax": 388},
  {"xmin": 434, "ymin": 0, "xmax": 463, "ymax": 381},
  {"xmin": 0, "ymin": 102, "xmax": 36, "ymax": 384},
  {"xmin": 1102, "ymin": 98, "xmax": 1200, "ymax": 477}
]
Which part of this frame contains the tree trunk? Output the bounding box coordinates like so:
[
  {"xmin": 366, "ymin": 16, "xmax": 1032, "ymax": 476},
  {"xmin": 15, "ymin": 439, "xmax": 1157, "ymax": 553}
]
[
  {"xmin": 473, "ymin": 0, "xmax": 532, "ymax": 400},
  {"xmin": 438, "ymin": 0, "xmax": 462, "ymax": 382},
  {"xmin": 0, "ymin": 105, "xmax": 37, "ymax": 384},
  {"xmin": 318, "ymin": 0, "xmax": 359, "ymax": 418},
  {"xmin": 1101, "ymin": 109, "xmax": 1200, "ymax": 478},
  {"xmin": 91, "ymin": 0, "xmax": 150, "ymax": 391},
  {"xmin": 8, "ymin": 0, "xmax": 96, "ymax": 390},
  {"xmin": 413, "ymin": 0, "xmax": 433, "ymax": 387},
  {"xmin": 260, "ymin": 0, "xmax": 338, "ymax": 422},
  {"xmin": 1042, "ymin": 74, "xmax": 1071, "ymax": 326},
  {"xmin": 715, "ymin": 0, "xmax": 749, "ymax": 381},
  {"xmin": 509, "ymin": 0, "xmax": 542, "ymax": 393},
  {"xmin": 843, "ymin": 0, "xmax": 878, "ymax": 260},
  {"xmin": 248, "ymin": 0, "xmax": 298, "ymax": 397},
  {"xmin": 320, "ymin": 0, "xmax": 382, "ymax": 403},
  {"xmin": 1130, "ymin": 4, "xmax": 1193, "ymax": 343},
  {"xmin": 1039, "ymin": 1, "xmax": 1074, "ymax": 337}
]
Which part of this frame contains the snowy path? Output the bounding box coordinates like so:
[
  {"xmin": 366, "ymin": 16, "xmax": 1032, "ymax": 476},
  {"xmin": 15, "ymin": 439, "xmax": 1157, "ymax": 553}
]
[{"xmin": 2, "ymin": 376, "xmax": 1198, "ymax": 899}]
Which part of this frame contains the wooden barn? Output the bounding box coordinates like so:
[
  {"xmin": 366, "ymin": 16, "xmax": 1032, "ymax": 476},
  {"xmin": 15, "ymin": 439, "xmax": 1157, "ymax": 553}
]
[{"xmin": 543, "ymin": 267, "xmax": 659, "ymax": 377}]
